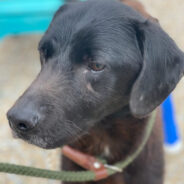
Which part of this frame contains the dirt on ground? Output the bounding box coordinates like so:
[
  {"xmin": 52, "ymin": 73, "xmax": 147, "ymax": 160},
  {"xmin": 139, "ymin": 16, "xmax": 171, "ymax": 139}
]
[{"xmin": 0, "ymin": 1, "xmax": 184, "ymax": 184}]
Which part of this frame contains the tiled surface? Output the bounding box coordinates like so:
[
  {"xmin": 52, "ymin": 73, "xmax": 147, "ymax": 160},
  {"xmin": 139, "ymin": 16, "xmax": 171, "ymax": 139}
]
[{"xmin": 0, "ymin": 1, "xmax": 184, "ymax": 183}]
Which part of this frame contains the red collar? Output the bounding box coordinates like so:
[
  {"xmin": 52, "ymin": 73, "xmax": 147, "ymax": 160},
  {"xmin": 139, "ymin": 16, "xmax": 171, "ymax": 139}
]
[{"xmin": 62, "ymin": 146, "xmax": 109, "ymax": 181}]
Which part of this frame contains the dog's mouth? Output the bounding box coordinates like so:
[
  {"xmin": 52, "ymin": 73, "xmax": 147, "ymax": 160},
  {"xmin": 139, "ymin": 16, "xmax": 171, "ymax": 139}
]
[{"xmin": 10, "ymin": 121, "xmax": 91, "ymax": 149}]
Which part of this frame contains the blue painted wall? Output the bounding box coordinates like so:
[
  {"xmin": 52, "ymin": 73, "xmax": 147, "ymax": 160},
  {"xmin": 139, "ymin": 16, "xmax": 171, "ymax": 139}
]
[{"xmin": 0, "ymin": 0, "xmax": 64, "ymax": 39}]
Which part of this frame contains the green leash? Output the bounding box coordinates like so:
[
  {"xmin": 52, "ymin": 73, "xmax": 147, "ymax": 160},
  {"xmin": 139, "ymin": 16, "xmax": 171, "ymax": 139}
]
[{"xmin": 0, "ymin": 111, "xmax": 156, "ymax": 182}]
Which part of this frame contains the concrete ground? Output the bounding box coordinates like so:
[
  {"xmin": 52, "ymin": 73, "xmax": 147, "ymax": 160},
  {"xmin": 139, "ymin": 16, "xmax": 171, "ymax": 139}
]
[{"xmin": 0, "ymin": 1, "xmax": 184, "ymax": 183}]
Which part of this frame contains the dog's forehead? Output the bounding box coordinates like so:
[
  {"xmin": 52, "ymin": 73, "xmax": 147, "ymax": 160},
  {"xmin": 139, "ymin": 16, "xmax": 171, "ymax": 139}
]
[
  {"xmin": 39, "ymin": 0, "xmax": 144, "ymax": 67},
  {"xmin": 44, "ymin": 0, "xmax": 144, "ymax": 39}
]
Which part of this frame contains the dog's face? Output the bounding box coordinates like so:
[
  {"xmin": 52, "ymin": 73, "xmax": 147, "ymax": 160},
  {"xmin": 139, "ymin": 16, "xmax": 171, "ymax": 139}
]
[{"xmin": 7, "ymin": 0, "xmax": 184, "ymax": 149}]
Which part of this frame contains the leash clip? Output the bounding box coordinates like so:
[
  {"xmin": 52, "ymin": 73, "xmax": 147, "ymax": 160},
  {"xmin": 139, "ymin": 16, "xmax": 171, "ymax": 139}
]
[{"xmin": 104, "ymin": 164, "xmax": 122, "ymax": 172}]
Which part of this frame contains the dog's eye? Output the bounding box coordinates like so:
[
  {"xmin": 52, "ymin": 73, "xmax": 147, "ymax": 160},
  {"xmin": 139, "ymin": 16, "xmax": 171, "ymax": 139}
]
[{"xmin": 88, "ymin": 63, "xmax": 105, "ymax": 72}]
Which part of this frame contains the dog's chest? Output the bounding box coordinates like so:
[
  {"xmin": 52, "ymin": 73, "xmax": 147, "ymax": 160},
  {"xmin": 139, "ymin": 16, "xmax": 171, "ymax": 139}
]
[{"xmin": 70, "ymin": 116, "xmax": 146, "ymax": 164}]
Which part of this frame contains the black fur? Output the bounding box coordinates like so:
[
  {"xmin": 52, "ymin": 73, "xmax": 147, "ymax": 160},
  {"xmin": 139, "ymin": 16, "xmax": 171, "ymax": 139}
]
[{"xmin": 7, "ymin": 0, "xmax": 184, "ymax": 149}]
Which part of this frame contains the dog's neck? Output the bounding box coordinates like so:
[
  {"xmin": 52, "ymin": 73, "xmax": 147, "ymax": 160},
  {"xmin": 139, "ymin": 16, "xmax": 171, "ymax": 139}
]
[
  {"xmin": 69, "ymin": 107, "xmax": 148, "ymax": 164},
  {"xmin": 109, "ymin": 105, "xmax": 132, "ymax": 119}
]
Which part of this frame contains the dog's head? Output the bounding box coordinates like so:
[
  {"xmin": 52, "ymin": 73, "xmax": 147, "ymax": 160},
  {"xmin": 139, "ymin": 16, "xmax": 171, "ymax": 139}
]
[{"xmin": 7, "ymin": 0, "xmax": 184, "ymax": 149}]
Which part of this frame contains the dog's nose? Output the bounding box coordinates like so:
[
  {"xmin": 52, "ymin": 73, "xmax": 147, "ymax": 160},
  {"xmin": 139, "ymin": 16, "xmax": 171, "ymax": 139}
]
[{"xmin": 7, "ymin": 107, "xmax": 40, "ymax": 132}]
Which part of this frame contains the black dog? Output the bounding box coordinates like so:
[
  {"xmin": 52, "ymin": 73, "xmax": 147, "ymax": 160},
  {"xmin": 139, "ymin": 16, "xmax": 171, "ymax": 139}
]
[{"xmin": 7, "ymin": 0, "xmax": 184, "ymax": 183}]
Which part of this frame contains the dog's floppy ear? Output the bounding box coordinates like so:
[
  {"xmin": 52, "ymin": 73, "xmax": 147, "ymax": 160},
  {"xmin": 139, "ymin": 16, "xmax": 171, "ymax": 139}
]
[{"xmin": 130, "ymin": 21, "xmax": 184, "ymax": 118}]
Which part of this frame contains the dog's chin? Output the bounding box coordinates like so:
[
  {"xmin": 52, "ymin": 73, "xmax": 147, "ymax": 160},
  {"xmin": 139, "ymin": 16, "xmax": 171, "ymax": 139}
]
[
  {"xmin": 11, "ymin": 132, "xmax": 63, "ymax": 149},
  {"xmin": 26, "ymin": 137, "xmax": 63, "ymax": 149},
  {"xmin": 11, "ymin": 130, "xmax": 84, "ymax": 149}
]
